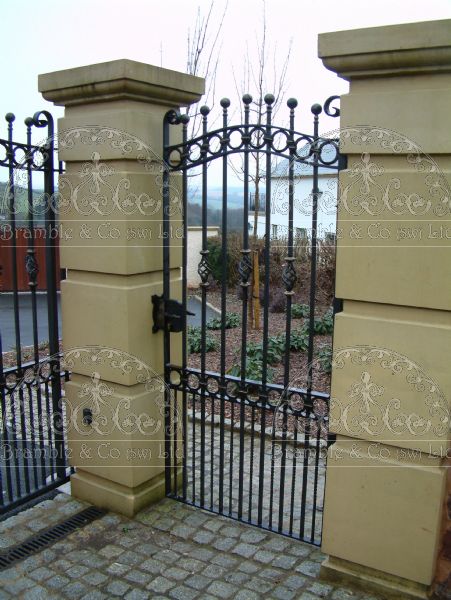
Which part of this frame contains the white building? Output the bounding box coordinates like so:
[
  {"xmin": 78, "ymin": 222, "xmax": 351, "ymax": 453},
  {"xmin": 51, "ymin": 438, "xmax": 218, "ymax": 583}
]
[{"xmin": 249, "ymin": 158, "xmax": 338, "ymax": 241}]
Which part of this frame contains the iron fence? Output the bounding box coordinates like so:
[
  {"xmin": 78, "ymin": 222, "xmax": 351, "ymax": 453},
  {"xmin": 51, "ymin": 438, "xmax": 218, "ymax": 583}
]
[{"xmin": 0, "ymin": 111, "xmax": 71, "ymax": 514}]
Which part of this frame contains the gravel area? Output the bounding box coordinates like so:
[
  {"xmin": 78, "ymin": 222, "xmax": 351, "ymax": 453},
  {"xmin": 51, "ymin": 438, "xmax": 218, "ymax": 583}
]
[{"xmin": 188, "ymin": 289, "xmax": 332, "ymax": 394}]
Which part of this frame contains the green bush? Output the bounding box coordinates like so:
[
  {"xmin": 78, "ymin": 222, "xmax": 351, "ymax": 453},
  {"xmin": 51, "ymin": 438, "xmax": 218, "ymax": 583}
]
[
  {"xmin": 228, "ymin": 356, "xmax": 274, "ymax": 383},
  {"xmin": 205, "ymin": 236, "xmax": 239, "ymax": 286},
  {"xmin": 313, "ymin": 308, "xmax": 334, "ymax": 335},
  {"xmin": 289, "ymin": 329, "xmax": 309, "ymax": 352},
  {"xmin": 246, "ymin": 335, "xmax": 285, "ymax": 366},
  {"xmin": 187, "ymin": 326, "xmax": 218, "ymax": 353},
  {"xmin": 205, "ymin": 237, "xmax": 223, "ymax": 283},
  {"xmin": 207, "ymin": 312, "xmax": 240, "ymax": 330},
  {"xmin": 292, "ymin": 303, "xmax": 310, "ymax": 318},
  {"xmin": 317, "ymin": 344, "xmax": 333, "ymax": 373}
]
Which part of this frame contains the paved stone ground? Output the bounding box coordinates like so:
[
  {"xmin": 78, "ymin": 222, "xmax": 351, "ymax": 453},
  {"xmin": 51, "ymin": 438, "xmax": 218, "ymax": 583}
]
[
  {"xmin": 0, "ymin": 491, "xmax": 384, "ymax": 600},
  {"xmin": 184, "ymin": 416, "xmax": 326, "ymax": 545}
]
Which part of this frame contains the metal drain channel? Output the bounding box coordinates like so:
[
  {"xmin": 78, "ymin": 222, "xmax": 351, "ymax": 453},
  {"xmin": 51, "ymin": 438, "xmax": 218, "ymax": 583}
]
[{"xmin": 0, "ymin": 506, "xmax": 106, "ymax": 569}]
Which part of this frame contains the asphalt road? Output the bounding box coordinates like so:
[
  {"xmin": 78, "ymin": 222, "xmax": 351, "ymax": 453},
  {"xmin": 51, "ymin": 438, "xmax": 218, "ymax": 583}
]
[
  {"xmin": 0, "ymin": 293, "xmax": 62, "ymax": 352},
  {"xmin": 0, "ymin": 294, "xmax": 218, "ymax": 352}
]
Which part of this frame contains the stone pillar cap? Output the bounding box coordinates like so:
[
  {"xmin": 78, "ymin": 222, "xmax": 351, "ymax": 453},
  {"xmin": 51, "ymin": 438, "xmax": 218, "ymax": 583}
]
[
  {"xmin": 319, "ymin": 18, "xmax": 451, "ymax": 79},
  {"xmin": 39, "ymin": 59, "xmax": 205, "ymax": 107}
]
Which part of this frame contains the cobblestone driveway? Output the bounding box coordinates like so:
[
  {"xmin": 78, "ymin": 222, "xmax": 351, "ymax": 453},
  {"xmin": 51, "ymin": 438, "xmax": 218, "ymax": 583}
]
[
  {"xmin": 0, "ymin": 492, "xmax": 382, "ymax": 600},
  {"xmin": 184, "ymin": 417, "xmax": 326, "ymax": 545}
]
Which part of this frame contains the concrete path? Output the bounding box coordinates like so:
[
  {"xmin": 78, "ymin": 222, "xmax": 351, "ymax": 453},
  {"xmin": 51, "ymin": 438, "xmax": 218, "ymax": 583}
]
[
  {"xmin": 0, "ymin": 492, "xmax": 382, "ymax": 599},
  {"xmin": 187, "ymin": 296, "xmax": 220, "ymax": 328}
]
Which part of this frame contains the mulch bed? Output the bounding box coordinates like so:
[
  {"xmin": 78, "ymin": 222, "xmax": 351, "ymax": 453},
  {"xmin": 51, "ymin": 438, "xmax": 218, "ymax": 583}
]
[
  {"xmin": 187, "ymin": 287, "xmax": 332, "ymax": 395},
  {"xmin": 2, "ymin": 341, "xmax": 64, "ymax": 372}
]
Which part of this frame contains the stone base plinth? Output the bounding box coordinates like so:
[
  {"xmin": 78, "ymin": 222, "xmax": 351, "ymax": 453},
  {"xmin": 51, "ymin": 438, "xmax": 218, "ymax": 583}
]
[
  {"xmin": 321, "ymin": 556, "xmax": 430, "ymax": 600},
  {"xmin": 70, "ymin": 469, "xmax": 166, "ymax": 517}
]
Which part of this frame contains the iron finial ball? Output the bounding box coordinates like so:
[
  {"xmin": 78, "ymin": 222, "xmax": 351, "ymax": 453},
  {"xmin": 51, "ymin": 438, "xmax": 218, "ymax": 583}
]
[
  {"xmin": 242, "ymin": 94, "xmax": 252, "ymax": 105},
  {"xmin": 287, "ymin": 98, "xmax": 298, "ymax": 109},
  {"xmin": 311, "ymin": 103, "xmax": 322, "ymax": 116},
  {"xmin": 24, "ymin": 117, "xmax": 34, "ymax": 127},
  {"xmin": 5, "ymin": 113, "xmax": 15, "ymax": 123},
  {"xmin": 220, "ymin": 98, "xmax": 231, "ymax": 109},
  {"xmin": 200, "ymin": 105, "xmax": 210, "ymax": 117},
  {"xmin": 180, "ymin": 114, "xmax": 190, "ymax": 125},
  {"xmin": 264, "ymin": 94, "xmax": 275, "ymax": 105}
]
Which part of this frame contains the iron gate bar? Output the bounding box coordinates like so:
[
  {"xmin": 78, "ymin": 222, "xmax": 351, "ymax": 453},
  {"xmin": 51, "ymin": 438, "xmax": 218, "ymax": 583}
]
[
  {"xmin": 219, "ymin": 98, "xmax": 230, "ymax": 513},
  {"xmin": 162, "ymin": 109, "xmax": 173, "ymax": 497},
  {"xmin": 237, "ymin": 95, "xmax": 251, "ymax": 521},
  {"xmin": 167, "ymin": 367, "xmax": 330, "ymax": 405},
  {"xmin": 201, "ymin": 104, "xmax": 209, "ymax": 509},
  {"xmin": 35, "ymin": 111, "xmax": 65, "ymax": 482},
  {"xmin": 279, "ymin": 97, "xmax": 297, "ymax": 533},
  {"xmin": 25, "ymin": 117, "xmax": 42, "ymax": 493},
  {"xmin": 258, "ymin": 94, "xmax": 273, "ymax": 527},
  {"xmin": 181, "ymin": 116, "xmax": 189, "ymax": 502},
  {"xmin": 6, "ymin": 114, "xmax": 25, "ymax": 501},
  {"xmin": 162, "ymin": 95, "xmax": 341, "ymax": 545}
]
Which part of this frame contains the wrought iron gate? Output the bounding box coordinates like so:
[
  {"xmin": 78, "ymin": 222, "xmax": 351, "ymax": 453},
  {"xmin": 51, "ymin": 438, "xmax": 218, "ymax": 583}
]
[
  {"xmin": 160, "ymin": 95, "xmax": 343, "ymax": 545},
  {"xmin": 0, "ymin": 111, "xmax": 71, "ymax": 514}
]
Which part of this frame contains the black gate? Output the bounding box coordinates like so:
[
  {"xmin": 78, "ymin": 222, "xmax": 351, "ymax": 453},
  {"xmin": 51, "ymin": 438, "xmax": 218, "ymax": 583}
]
[
  {"xmin": 0, "ymin": 111, "xmax": 71, "ymax": 514},
  {"xmin": 159, "ymin": 95, "xmax": 342, "ymax": 545}
]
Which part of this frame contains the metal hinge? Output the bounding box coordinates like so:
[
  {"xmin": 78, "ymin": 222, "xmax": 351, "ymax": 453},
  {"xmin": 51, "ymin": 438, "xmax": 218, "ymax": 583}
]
[{"xmin": 151, "ymin": 294, "xmax": 194, "ymax": 333}]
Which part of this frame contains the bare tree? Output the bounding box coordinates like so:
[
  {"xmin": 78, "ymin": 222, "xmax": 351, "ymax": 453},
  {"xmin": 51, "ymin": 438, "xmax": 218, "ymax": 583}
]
[
  {"xmin": 185, "ymin": 1, "xmax": 228, "ymax": 138},
  {"xmin": 232, "ymin": 0, "xmax": 291, "ymax": 238},
  {"xmin": 231, "ymin": 0, "xmax": 292, "ymax": 327}
]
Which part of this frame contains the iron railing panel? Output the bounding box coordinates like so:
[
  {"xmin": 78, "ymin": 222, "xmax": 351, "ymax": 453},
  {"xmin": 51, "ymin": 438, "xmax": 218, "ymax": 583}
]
[
  {"xmin": 162, "ymin": 94, "xmax": 342, "ymax": 544},
  {"xmin": 0, "ymin": 112, "xmax": 71, "ymax": 514}
]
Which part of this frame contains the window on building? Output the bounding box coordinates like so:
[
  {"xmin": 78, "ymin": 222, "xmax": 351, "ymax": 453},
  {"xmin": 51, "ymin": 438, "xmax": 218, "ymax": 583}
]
[
  {"xmin": 272, "ymin": 224, "xmax": 278, "ymax": 238},
  {"xmin": 295, "ymin": 227, "xmax": 307, "ymax": 239}
]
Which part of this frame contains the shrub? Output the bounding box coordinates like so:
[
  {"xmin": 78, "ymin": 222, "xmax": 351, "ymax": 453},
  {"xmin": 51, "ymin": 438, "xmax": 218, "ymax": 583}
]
[
  {"xmin": 313, "ymin": 308, "xmax": 334, "ymax": 335},
  {"xmin": 228, "ymin": 356, "xmax": 274, "ymax": 383},
  {"xmin": 207, "ymin": 312, "xmax": 240, "ymax": 330},
  {"xmin": 187, "ymin": 326, "xmax": 218, "ymax": 353},
  {"xmin": 270, "ymin": 290, "xmax": 286, "ymax": 313},
  {"xmin": 292, "ymin": 303, "xmax": 309, "ymax": 318},
  {"xmin": 289, "ymin": 329, "xmax": 309, "ymax": 352},
  {"xmin": 246, "ymin": 335, "xmax": 285, "ymax": 366},
  {"xmin": 206, "ymin": 234, "xmax": 243, "ymax": 287},
  {"xmin": 317, "ymin": 344, "xmax": 333, "ymax": 373},
  {"xmin": 317, "ymin": 238, "xmax": 336, "ymax": 302},
  {"xmin": 200, "ymin": 232, "xmax": 335, "ymax": 296},
  {"xmin": 205, "ymin": 237, "xmax": 224, "ymax": 283}
]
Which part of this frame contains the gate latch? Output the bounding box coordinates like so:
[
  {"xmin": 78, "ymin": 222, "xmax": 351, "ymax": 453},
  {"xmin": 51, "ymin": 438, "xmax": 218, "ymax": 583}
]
[{"xmin": 151, "ymin": 294, "xmax": 194, "ymax": 333}]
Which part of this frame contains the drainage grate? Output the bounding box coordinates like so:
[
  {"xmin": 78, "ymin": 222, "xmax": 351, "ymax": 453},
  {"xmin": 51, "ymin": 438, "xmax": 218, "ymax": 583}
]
[{"xmin": 0, "ymin": 505, "xmax": 106, "ymax": 569}]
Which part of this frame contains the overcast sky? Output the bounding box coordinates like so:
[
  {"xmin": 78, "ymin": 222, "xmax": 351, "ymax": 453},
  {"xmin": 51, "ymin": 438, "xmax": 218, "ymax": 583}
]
[{"xmin": 1, "ymin": 0, "xmax": 450, "ymax": 148}]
